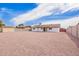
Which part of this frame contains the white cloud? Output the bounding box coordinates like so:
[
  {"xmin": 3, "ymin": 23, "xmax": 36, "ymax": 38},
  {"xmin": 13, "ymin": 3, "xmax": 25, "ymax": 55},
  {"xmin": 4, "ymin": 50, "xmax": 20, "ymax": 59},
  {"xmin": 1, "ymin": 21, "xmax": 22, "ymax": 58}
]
[
  {"xmin": 11, "ymin": 3, "xmax": 66, "ymax": 25},
  {"xmin": 1, "ymin": 8, "xmax": 7, "ymax": 11},
  {"xmin": 0, "ymin": 7, "xmax": 12, "ymax": 12},
  {"xmin": 61, "ymin": 3, "xmax": 79, "ymax": 13},
  {"xmin": 11, "ymin": 3, "xmax": 79, "ymax": 26},
  {"xmin": 42, "ymin": 16, "xmax": 79, "ymax": 28},
  {"xmin": 0, "ymin": 7, "xmax": 14, "ymax": 14}
]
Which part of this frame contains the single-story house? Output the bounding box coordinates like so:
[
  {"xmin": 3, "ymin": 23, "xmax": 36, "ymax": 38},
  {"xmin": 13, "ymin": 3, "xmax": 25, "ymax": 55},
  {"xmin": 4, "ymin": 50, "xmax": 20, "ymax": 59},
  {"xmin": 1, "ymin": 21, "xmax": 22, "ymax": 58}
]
[
  {"xmin": 15, "ymin": 26, "xmax": 31, "ymax": 31},
  {"xmin": 32, "ymin": 24, "xmax": 60, "ymax": 32}
]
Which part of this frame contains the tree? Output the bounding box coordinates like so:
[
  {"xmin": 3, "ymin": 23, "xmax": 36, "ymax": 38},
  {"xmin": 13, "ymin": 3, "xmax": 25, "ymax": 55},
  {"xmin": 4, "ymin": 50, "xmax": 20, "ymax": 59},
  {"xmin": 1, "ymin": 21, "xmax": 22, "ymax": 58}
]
[
  {"xmin": 0, "ymin": 20, "xmax": 5, "ymax": 32},
  {"xmin": 18, "ymin": 24, "xmax": 24, "ymax": 27},
  {"xmin": 16, "ymin": 24, "xmax": 25, "ymax": 29}
]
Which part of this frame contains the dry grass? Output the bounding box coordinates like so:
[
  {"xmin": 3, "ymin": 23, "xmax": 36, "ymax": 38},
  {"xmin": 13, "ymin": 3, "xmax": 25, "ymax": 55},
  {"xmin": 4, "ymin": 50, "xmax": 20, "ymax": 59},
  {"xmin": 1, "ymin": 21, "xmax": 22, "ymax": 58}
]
[{"xmin": 0, "ymin": 32, "xmax": 79, "ymax": 56}]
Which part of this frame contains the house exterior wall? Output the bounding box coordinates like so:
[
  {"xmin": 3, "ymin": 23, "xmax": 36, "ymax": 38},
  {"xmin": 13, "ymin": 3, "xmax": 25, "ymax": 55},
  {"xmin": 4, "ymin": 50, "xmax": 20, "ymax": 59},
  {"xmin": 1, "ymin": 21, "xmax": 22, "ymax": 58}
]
[
  {"xmin": 15, "ymin": 26, "xmax": 32, "ymax": 32},
  {"xmin": 32, "ymin": 28, "xmax": 43, "ymax": 32},
  {"xmin": 15, "ymin": 29, "xmax": 26, "ymax": 32},
  {"xmin": 25, "ymin": 27, "xmax": 32, "ymax": 31},
  {"xmin": 32, "ymin": 28, "xmax": 60, "ymax": 32},
  {"xmin": 3, "ymin": 28, "xmax": 15, "ymax": 32},
  {"xmin": 47, "ymin": 28, "xmax": 59, "ymax": 32}
]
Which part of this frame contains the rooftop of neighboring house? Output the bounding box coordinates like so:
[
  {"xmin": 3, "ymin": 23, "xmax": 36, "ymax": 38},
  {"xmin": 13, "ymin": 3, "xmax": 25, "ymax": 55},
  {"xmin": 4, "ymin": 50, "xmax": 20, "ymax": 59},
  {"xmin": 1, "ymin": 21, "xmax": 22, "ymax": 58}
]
[
  {"xmin": 16, "ymin": 26, "xmax": 31, "ymax": 28},
  {"xmin": 32, "ymin": 24, "xmax": 60, "ymax": 28}
]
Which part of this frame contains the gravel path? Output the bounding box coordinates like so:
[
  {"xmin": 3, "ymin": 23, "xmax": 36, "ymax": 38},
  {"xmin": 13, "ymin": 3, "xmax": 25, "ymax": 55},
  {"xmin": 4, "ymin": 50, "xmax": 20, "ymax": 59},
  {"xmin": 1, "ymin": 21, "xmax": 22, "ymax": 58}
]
[{"xmin": 0, "ymin": 32, "xmax": 79, "ymax": 56}]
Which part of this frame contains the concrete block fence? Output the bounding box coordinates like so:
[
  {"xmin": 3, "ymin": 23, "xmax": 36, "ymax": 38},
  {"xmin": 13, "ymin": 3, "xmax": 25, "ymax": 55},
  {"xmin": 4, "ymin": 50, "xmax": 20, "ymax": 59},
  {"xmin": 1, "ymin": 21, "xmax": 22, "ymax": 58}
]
[{"xmin": 66, "ymin": 23, "xmax": 79, "ymax": 39}]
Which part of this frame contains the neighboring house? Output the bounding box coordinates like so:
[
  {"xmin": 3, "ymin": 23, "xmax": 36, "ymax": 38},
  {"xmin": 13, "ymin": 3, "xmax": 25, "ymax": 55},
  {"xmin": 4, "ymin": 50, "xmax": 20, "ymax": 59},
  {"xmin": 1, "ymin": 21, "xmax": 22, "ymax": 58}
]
[
  {"xmin": 15, "ymin": 26, "xmax": 31, "ymax": 31},
  {"xmin": 32, "ymin": 24, "xmax": 60, "ymax": 32},
  {"xmin": 3, "ymin": 26, "xmax": 15, "ymax": 32}
]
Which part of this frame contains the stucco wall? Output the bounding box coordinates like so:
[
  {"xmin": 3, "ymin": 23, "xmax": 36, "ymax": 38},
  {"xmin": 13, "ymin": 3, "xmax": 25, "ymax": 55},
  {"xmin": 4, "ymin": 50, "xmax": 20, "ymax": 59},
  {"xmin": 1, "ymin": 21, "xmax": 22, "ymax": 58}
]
[{"xmin": 3, "ymin": 28, "xmax": 15, "ymax": 32}]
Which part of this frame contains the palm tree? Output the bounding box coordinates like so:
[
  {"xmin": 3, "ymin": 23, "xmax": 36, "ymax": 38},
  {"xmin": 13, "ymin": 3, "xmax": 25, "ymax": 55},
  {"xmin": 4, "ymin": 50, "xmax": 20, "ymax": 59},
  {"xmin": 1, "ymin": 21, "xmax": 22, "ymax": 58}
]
[{"xmin": 0, "ymin": 20, "xmax": 5, "ymax": 32}]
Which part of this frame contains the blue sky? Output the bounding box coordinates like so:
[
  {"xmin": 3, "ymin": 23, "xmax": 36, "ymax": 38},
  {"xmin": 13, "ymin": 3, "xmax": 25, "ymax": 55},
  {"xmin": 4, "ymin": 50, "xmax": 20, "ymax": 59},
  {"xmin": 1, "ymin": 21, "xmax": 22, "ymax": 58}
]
[
  {"xmin": 0, "ymin": 3, "xmax": 79, "ymax": 28},
  {"xmin": 0, "ymin": 3, "xmax": 37, "ymax": 25}
]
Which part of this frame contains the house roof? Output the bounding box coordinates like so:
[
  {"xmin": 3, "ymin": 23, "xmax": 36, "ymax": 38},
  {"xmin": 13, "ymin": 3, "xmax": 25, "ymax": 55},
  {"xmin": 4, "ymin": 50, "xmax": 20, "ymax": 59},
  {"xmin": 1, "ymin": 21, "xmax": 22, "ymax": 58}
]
[{"xmin": 32, "ymin": 24, "xmax": 60, "ymax": 28}]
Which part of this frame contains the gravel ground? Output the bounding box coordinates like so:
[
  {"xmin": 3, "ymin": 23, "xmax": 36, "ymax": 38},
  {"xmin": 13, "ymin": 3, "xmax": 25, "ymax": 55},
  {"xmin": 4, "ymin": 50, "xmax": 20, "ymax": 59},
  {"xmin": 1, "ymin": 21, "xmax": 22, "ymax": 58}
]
[{"xmin": 0, "ymin": 32, "xmax": 79, "ymax": 56}]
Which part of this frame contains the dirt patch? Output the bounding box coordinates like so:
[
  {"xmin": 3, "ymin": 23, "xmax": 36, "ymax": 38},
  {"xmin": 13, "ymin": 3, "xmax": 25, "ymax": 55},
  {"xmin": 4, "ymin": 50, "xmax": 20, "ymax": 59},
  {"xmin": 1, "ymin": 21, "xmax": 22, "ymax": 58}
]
[{"xmin": 0, "ymin": 32, "xmax": 79, "ymax": 56}]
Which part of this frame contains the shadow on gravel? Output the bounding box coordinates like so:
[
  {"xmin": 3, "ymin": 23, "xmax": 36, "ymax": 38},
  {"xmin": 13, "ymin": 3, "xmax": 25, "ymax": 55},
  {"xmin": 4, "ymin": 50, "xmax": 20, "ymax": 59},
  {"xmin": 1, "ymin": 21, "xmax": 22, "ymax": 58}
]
[{"xmin": 66, "ymin": 33, "xmax": 79, "ymax": 48}]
